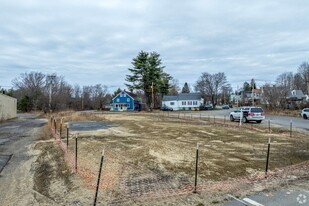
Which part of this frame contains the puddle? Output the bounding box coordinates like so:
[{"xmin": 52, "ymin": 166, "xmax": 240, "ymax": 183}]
[{"xmin": 68, "ymin": 121, "xmax": 113, "ymax": 131}]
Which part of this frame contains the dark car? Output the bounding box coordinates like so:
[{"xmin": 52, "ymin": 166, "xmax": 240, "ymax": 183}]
[
  {"xmin": 222, "ymin": 104, "xmax": 230, "ymax": 109},
  {"xmin": 160, "ymin": 105, "xmax": 173, "ymax": 111},
  {"xmin": 199, "ymin": 105, "xmax": 208, "ymax": 110}
]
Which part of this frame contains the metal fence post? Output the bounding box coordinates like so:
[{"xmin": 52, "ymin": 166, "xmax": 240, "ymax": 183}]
[
  {"xmin": 66, "ymin": 126, "xmax": 69, "ymax": 151},
  {"xmin": 60, "ymin": 117, "xmax": 63, "ymax": 138},
  {"xmin": 265, "ymin": 138, "xmax": 271, "ymax": 177},
  {"xmin": 75, "ymin": 133, "xmax": 78, "ymax": 172},
  {"xmin": 194, "ymin": 143, "xmax": 199, "ymax": 193},
  {"xmin": 93, "ymin": 145, "xmax": 105, "ymax": 206},
  {"xmin": 268, "ymin": 120, "xmax": 270, "ymax": 133},
  {"xmin": 290, "ymin": 120, "xmax": 292, "ymax": 138}
]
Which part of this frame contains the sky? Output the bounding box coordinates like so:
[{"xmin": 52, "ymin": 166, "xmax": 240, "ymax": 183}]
[{"xmin": 1, "ymin": 0, "xmax": 309, "ymax": 92}]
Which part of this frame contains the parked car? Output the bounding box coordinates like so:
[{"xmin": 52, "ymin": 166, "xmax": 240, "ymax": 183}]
[
  {"xmin": 301, "ymin": 108, "xmax": 309, "ymax": 119},
  {"xmin": 222, "ymin": 104, "xmax": 230, "ymax": 109},
  {"xmin": 160, "ymin": 105, "xmax": 173, "ymax": 111},
  {"xmin": 230, "ymin": 106, "xmax": 265, "ymax": 123},
  {"xmin": 205, "ymin": 105, "xmax": 213, "ymax": 110},
  {"xmin": 199, "ymin": 105, "xmax": 208, "ymax": 110}
]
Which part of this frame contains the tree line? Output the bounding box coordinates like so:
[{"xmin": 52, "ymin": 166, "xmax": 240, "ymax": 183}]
[
  {"xmin": 4, "ymin": 50, "xmax": 309, "ymax": 112},
  {"xmin": 10, "ymin": 72, "xmax": 112, "ymax": 112},
  {"xmin": 259, "ymin": 62, "xmax": 309, "ymax": 109}
]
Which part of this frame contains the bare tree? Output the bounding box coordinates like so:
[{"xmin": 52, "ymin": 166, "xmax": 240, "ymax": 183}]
[
  {"xmin": 195, "ymin": 72, "xmax": 227, "ymax": 107},
  {"xmin": 168, "ymin": 78, "xmax": 180, "ymax": 95},
  {"xmin": 297, "ymin": 62, "xmax": 309, "ymax": 94},
  {"xmin": 293, "ymin": 73, "xmax": 305, "ymax": 91},
  {"xmin": 92, "ymin": 84, "xmax": 108, "ymax": 110},
  {"xmin": 220, "ymin": 85, "xmax": 232, "ymax": 104},
  {"xmin": 276, "ymin": 72, "xmax": 294, "ymax": 108},
  {"xmin": 261, "ymin": 84, "xmax": 282, "ymax": 109},
  {"xmin": 12, "ymin": 72, "xmax": 46, "ymax": 111}
]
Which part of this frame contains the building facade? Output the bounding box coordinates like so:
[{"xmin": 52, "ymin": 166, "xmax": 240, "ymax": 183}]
[
  {"xmin": 111, "ymin": 90, "xmax": 141, "ymax": 111},
  {"xmin": 0, "ymin": 93, "xmax": 17, "ymax": 121},
  {"xmin": 162, "ymin": 93, "xmax": 204, "ymax": 110}
]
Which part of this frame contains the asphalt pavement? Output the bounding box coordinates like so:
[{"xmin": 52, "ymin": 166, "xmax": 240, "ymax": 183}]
[
  {"xmin": 223, "ymin": 183, "xmax": 309, "ymax": 206},
  {"xmin": 167, "ymin": 108, "xmax": 309, "ymax": 134}
]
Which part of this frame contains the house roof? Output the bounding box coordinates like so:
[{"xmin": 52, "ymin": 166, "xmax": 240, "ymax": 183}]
[
  {"xmin": 113, "ymin": 90, "xmax": 137, "ymax": 100},
  {"xmin": 163, "ymin": 93, "xmax": 202, "ymax": 101},
  {"xmin": 178, "ymin": 93, "xmax": 202, "ymax": 100},
  {"xmin": 162, "ymin": 95, "xmax": 178, "ymax": 101},
  {"xmin": 287, "ymin": 90, "xmax": 306, "ymax": 99}
]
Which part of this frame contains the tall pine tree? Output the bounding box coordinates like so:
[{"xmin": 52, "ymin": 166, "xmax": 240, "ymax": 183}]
[
  {"xmin": 125, "ymin": 51, "xmax": 171, "ymax": 108},
  {"xmin": 181, "ymin": 82, "xmax": 190, "ymax": 93}
]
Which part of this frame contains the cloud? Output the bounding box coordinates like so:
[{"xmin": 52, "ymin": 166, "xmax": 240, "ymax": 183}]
[{"xmin": 0, "ymin": 0, "xmax": 309, "ymax": 91}]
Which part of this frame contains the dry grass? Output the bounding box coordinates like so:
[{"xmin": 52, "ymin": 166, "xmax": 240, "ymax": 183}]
[
  {"xmin": 54, "ymin": 112, "xmax": 309, "ymax": 182},
  {"xmin": 264, "ymin": 108, "xmax": 301, "ymax": 117}
]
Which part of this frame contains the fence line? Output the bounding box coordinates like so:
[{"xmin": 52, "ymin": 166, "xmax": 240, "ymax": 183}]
[{"xmin": 48, "ymin": 115, "xmax": 309, "ymax": 205}]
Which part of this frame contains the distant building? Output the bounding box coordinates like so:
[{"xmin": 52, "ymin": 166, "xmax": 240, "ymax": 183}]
[
  {"xmin": 0, "ymin": 93, "xmax": 17, "ymax": 120},
  {"xmin": 162, "ymin": 93, "xmax": 204, "ymax": 110},
  {"xmin": 111, "ymin": 90, "xmax": 141, "ymax": 111},
  {"xmin": 286, "ymin": 90, "xmax": 306, "ymax": 101}
]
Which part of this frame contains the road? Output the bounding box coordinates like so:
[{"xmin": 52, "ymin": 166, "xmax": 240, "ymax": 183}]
[
  {"xmin": 0, "ymin": 114, "xmax": 47, "ymax": 205},
  {"xmin": 223, "ymin": 180, "xmax": 309, "ymax": 206},
  {"xmin": 163, "ymin": 108, "xmax": 309, "ymax": 134}
]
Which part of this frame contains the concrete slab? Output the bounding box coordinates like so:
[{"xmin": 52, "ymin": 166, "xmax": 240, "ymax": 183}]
[{"xmin": 68, "ymin": 121, "xmax": 113, "ymax": 132}]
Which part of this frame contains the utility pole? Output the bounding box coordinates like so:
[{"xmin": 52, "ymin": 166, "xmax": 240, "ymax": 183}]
[
  {"xmin": 251, "ymin": 78, "xmax": 255, "ymax": 106},
  {"xmin": 47, "ymin": 75, "xmax": 56, "ymax": 113}
]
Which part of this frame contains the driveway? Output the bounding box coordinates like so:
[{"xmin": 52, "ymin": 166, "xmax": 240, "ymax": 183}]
[{"xmin": 0, "ymin": 114, "xmax": 47, "ymax": 205}]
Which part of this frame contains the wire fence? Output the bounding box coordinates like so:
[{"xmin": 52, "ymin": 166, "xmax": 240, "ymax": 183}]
[{"xmin": 48, "ymin": 113, "xmax": 309, "ymax": 205}]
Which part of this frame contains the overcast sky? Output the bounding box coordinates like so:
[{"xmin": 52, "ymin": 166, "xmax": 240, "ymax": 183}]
[{"xmin": 1, "ymin": 0, "xmax": 309, "ymax": 91}]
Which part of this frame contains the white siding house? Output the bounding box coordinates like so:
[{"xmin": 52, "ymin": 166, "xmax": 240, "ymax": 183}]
[{"xmin": 162, "ymin": 93, "xmax": 204, "ymax": 110}]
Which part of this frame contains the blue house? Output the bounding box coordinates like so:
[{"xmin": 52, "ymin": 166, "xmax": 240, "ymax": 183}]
[{"xmin": 111, "ymin": 90, "xmax": 141, "ymax": 111}]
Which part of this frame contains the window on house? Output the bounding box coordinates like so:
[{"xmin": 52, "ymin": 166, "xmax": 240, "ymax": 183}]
[
  {"xmin": 188, "ymin": 101, "xmax": 192, "ymax": 105},
  {"xmin": 182, "ymin": 101, "xmax": 186, "ymax": 105},
  {"xmin": 115, "ymin": 104, "xmax": 118, "ymax": 108},
  {"xmin": 120, "ymin": 93, "xmax": 123, "ymax": 97},
  {"xmin": 116, "ymin": 98, "xmax": 120, "ymax": 102},
  {"xmin": 124, "ymin": 93, "xmax": 126, "ymax": 97},
  {"xmin": 170, "ymin": 102, "xmax": 175, "ymax": 105},
  {"xmin": 193, "ymin": 101, "xmax": 198, "ymax": 105},
  {"xmin": 127, "ymin": 98, "xmax": 130, "ymax": 102}
]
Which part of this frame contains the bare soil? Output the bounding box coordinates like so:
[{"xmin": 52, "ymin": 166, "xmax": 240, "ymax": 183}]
[
  {"xmin": 64, "ymin": 112, "xmax": 308, "ymax": 181},
  {"xmin": 1, "ymin": 112, "xmax": 308, "ymax": 206},
  {"xmin": 58, "ymin": 111, "xmax": 309, "ymax": 205}
]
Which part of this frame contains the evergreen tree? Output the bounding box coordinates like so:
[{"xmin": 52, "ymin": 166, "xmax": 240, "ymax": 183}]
[
  {"xmin": 125, "ymin": 51, "xmax": 172, "ymax": 108},
  {"xmin": 250, "ymin": 78, "xmax": 256, "ymax": 90},
  {"xmin": 112, "ymin": 88, "xmax": 122, "ymax": 98},
  {"xmin": 243, "ymin": 81, "xmax": 251, "ymax": 91},
  {"xmin": 181, "ymin": 82, "xmax": 190, "ymax": 93}
]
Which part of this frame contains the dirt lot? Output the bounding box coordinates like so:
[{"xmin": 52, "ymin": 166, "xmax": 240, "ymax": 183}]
[
  {"xmin": 59, "ymin": 111, "xmax": 309, "ymax": 205},
  {"xmin": 1, "ymin": 112, "xmax": 308, "ymax": 206},
  {"xmin": 64, "ymin": 112, "xmax": 308, "ymax": 179}
]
